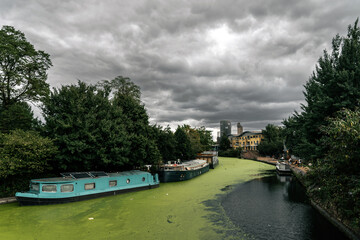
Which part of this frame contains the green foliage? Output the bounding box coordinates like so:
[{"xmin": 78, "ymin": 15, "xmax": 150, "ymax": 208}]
[
  {"xmin": 219, "ymin": 134, "xmax": 230, "ymax": 151},
  {"xmin": 197, "ymin": 126, "xmax": 214, "ymax": 151},
  {"xmin": 0, "ymin": 102, "xmax": 40, "ymax": 133},
  {"xmin": 174, "ymin": 125, "xmax": 214, "ymax": 160},
  {"xmin": 181, "ymin": 125, "xmax": 203, "ymax": 156},
  {"xmin": 283, "ymin": 19, "xmax": 360, "ymax": 161},
  {"xmin": 258, "ymin": 124, "xmax": 284, "ymax": 157},
  {"xmin": 0, "ymin": 129, "xmax": 57, "ymax": 177},
  {"xmin": 43, "ymin": 80, "xmax": 129, "ymax": 171},
  {"xmin": 219, "ymin": 148, "xmax": 241, "ymax": 158},
  {"xmin": 174, "ymin": 126, "xmax": 193, "ymax": 160},
  {"xmin": 321, "ymin": 108, "xmax": 360, "ymax": 173},
  {"xmin": 0, "ymin": 26, "xmax": 52, "ymax": 107},
  {"xmin": 99, "ymin": 76, "xmax": 141, "ymax": 101},
  {"xmin": 151, "ymin": 125, "xmax": 176, "ymax": 161},
  {"xmin": 0, "ymin": 129, "xmax": 57, "ymax": 196},
  {"xmin": 306, "ymin": 108, "xmax": 360, "ymax": 231},
  {"xmin": 110, "ymin": 78, "xmax": 161, "ymax": 168},
  {"xmin": 42, "ymin": 77, "xmax": 161, "ymax": 172}
]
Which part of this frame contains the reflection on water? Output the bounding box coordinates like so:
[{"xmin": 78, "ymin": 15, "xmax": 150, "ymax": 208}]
[{"xmin": 221, "ymin": 173, "xmax": 349, "ymax": 240}]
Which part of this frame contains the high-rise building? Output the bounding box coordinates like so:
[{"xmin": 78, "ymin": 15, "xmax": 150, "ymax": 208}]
[
  {"xmin": 220, "ymin": 120, "xmax": 231, "ymax": 137},
  {"xmin": 237, "ymin": 122, "xmax": 243, "ymax": 135}
]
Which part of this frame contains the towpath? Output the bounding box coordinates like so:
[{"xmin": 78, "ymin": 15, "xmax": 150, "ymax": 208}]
[{"xmin": 0, "ymin": 197, "xmax": 16, "ymax": 205}]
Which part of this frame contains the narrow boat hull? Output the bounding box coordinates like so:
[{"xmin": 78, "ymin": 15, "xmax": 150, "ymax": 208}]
[
  {"xmin": 158, "ymin": 165, "xmax": 209, "ymax": 183},
  {"xmin": 16, "ymin": 184, "xmax": 159, "ymax": 206},
  {"xmin": 276, "ymin": 162, "xmax": 292, "ymax": 176}
]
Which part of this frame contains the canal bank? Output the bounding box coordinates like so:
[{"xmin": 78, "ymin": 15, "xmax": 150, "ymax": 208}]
[{"xmin": 250, "ymin": 157, "xmax": 360, "ymax": 240}]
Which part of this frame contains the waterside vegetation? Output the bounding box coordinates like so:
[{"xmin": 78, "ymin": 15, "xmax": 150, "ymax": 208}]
[{"xmin": 283, "ymin": 19, "xmax": 360, "ymax": 234}]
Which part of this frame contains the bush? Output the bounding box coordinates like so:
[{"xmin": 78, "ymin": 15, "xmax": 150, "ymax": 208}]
[
  {"xmin": 219, "ymin": 148, "xmax": 241, "ymax": 157},
  {"xmin": 0, "ymin": 130, "xmax": 57, "ymax": 197}
]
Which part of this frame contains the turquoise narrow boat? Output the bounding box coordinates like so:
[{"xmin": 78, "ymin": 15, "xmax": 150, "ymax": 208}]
[{"xmin": 15, "ymin": 171, "xmax": 159, "ymax": 206}]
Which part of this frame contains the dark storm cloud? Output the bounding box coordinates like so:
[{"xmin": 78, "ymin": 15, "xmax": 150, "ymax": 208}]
[{"xmin": 1, "ymin": 0, "xmax": 359, "ymax": 137}]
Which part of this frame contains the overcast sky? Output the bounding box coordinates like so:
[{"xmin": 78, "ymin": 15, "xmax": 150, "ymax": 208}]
[{"xmin": 1, "ymin": 0, "xmax": 359, "ymax": 137}]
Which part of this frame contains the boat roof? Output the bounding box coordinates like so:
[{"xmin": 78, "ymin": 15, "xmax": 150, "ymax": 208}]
[
  {"xmin": 31, "ymin": 170, "xmax": 148, "ymax": 183},
  {"xmin": 162, "ymin": 159, "xmax": 207, "ymax": 167}
]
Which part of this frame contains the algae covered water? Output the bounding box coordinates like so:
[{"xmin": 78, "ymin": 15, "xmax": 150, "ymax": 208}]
[
  {"xmin": 0, "ymin": 158, "xmax": 271, "ymax": 240},
  {"xmin": 0, "ymin": 158, "xmax": 346, "ymax": 240}
]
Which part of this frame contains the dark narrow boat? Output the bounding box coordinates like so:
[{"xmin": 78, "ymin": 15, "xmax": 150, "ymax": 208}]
[
  {"xmin": 158, "ymin": 160, "xmax": 210, "ymax": 183},
  {"xmin": 15, "ymin": 171, "xmax": 159, "ymax": 206},
  {"xmin": 196, "ymin": 151, "xmax": 219, "ymax": 168}
]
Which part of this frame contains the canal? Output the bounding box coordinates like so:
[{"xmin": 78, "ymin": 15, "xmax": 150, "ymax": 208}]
[{"xmin": 0, "ymin": 158, "xmax": 348, "ymax": 240}]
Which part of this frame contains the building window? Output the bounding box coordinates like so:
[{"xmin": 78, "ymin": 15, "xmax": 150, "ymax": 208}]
[
  {"xmin": 61, "ymin": 184, "xmax": 74, "ymax": 192},
  {"xmin": 109, "ymin": 180, "xmax": 117, "ymax": 187},
  {"xmin": 42, "ymin": 184, "xmax": 57, "ymax": 192},
  {"xmin": 85, "ymin": 183, "xmax": 95, "ymax": 190}
]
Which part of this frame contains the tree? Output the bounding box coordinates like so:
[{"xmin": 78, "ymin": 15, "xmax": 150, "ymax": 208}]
[
  {"xmin": 306, "ymin": 108, "xmax": 360, "ymax": 229},
  {"xmin": 258, "ymin": 124, "xmax": 283, "ymax": 157},
  {"xmin": 0, "ymin": 101, "xmax": 40, "ymax": 133},
  {"xmin": 174, "ymin": 126, "xmax": 192, "ymax": 160},
  {"xmin": 0, "ymin": 129, "xmax": 57, "ymax": 196},
  {"xmin": 321, "ymin": 108, "xmax": 360, "ymax": 173},
  {"xmin": 42, "ymin": 77, "xmax": 161, "ymax": 171},
  {"xmin": 42, "ymin": 81, "xmax": 130, "ymax": 171},
  {"xmin": 0, "ymin": 26, "xmax": 52, "ymax": 107},
  {"xmin": 99, "ymin": 76, "xmax": 141, "ymax": 101},
  {"xmin": 219, "ymin": 134, "xmax": 230, "ymax": 151},
  {"xmin": 181, "ymin": 124, "xmax": 202, "ymax": 156},
  {"xmin": 151, "ymin": 125, "xmax": 176, "ymax": 161},
  {"xmin": 283, "ymin": 19, "xmax": 360, "ymax": 161},
  {"xmin": 197, "ymin": 126, "xmax": 214, "ymax": 151},
  {"xmin": 109, "ymin": 77, "xmax": 161, "ymax": 167}
]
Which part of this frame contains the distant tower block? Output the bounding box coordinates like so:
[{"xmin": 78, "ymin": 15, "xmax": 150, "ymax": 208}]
[
  {"xmin": 220, "ymin": 120, "xmax": 231, "ymax": 137},
  {"xmin": 237, "ymin": 122, "xmax": 243, "ymax": 135}
]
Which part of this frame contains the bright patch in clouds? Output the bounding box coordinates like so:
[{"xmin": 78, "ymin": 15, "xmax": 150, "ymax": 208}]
[{"xmin": 207, "ymin": 24, "xmax": 238, "ymax": 55}]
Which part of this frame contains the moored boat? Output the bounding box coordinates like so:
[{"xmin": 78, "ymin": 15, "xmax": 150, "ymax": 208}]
[
  {"xmin": 196, "ymin": 151, "xmax": 219, "ymax": 169},
  {"xmin": 15, "ymin": 170, "xmax": 159, "ymax": 206},
  {"xmin": 158, "ymin": 160, "xmax": 209, "ymax": 182},
  {"xmin": 276, "ymin": 161, "xmax": 292, "ymax": 175}
]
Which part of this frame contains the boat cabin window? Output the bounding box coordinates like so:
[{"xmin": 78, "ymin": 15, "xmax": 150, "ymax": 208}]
[
  {"xmin": 30, "ymin": 183, "xmax": 40, "ymax": 192},
  {"xmin": 109, "ymin": 180, "xmax": 117, "ymax": 187},
  {"xmin": 61, "ymin": 184, "xmax": 74, "ymax": 192},
  {"xmin": 84, "ymin": 183, "xmax": 95, "ymax": 190},
  {"xmin": 42, "ymin": 184, "xmax": 57, "ymax": 192}
]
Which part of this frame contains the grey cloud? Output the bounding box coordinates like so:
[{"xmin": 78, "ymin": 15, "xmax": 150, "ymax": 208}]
[{"xmin": 0, "ymin": 0, "xmax": 359, "ymax": 137}]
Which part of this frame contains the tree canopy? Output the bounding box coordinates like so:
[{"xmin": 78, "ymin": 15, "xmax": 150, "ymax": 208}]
[
  {"xmin": 151, "ymin": 125, "xmax": 177, "ymax": 161},
  {"xmin": 219, "ymin": 133, "xmax": 231, "ymax": 151},
  {"xmin": 42, "ymin": 77, "xmax": 163, "ymax": 172},
  {"xmin": 174, "ymin": 126, "xmax": 193, "ymax": 160},
  {"xmin": 0, "ymin": 26, "xmax": 52, "ymax": 107},
  {"xmin": 0, "ymin": 101, "xmax": 39, "ymax": 133},
  {"xmin": 43, "ymin": 81, "xmax": 130, "ymax": 171},
  {"xmin": 283, "ymin": 19, "xmax": 360, "ymax": 161},
  {"xmin": 258, "ymin": 124, "xmax": 284, "ymax": 157}
]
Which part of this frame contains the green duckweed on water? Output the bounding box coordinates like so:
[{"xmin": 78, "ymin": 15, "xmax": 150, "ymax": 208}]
[{"xmin": 0, "ymin": 158, "xmax": 273, "ymax": 240}]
